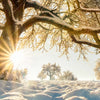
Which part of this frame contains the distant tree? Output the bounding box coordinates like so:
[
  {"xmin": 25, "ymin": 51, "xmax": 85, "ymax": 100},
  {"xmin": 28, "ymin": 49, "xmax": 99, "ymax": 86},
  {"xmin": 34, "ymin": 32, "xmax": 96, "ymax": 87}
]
[
  {"xmin": 38, "ymin": 70, "xmax": 46, "ymax": 80},
  {"xmin": 38, "ymin": 63, "xmax": 61, "ymax": 80},
  {"xmin": 94, "ymin": 59, "xmax": 100, "ymax": 80},
  {"xmin": 59, "ymin": 71, "xmax": 77, "ymax": 80}
]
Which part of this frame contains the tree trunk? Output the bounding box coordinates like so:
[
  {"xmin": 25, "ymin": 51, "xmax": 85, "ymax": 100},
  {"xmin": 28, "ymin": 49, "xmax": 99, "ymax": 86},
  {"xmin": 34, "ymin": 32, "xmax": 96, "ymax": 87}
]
[{"xmin": 0, "ymin": 0, "xmax": 24, "ymax": 80}]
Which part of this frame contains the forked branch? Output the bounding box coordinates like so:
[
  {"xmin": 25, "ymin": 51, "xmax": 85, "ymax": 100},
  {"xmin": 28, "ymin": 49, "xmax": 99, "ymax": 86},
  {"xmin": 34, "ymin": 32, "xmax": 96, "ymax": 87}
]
[
  {"xmin": 70, "ymin": 35, "xmax": 100, "ymax": 48},
  {"xmin": 76, "ymin": 0, "xmax": 100, "ymax": 12}
]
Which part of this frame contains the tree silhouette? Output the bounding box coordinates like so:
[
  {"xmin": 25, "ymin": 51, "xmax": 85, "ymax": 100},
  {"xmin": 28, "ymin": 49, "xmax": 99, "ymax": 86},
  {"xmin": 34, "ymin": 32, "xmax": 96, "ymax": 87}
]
[
  {"xmin": 59, "ymin": 71, "xmax": 77, "ymax": 80},
  {"xmin": 94, "ymin": 59, "xmax": 100, "ymax": 80},
  {"xmin": 38, "ymin": 63, "xmax": 61, "ymax": 80},
  {"xmin": 0, "ymin": 0, "xmax": 99, "ymax": 76}
]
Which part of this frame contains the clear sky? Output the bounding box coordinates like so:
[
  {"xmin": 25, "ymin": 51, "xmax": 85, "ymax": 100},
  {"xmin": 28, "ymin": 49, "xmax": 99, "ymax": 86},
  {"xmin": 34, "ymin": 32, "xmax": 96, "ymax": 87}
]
[{"xmin": 16, "ymin": 48, "xmax": 100, "ymax": 81}]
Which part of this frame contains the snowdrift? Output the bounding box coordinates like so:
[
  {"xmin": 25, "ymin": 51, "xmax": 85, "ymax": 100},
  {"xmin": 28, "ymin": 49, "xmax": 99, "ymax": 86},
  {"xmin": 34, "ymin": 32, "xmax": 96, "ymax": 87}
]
[{"xmin": 0, "ymin": 80, "xmax": 100, "ymax": 100}]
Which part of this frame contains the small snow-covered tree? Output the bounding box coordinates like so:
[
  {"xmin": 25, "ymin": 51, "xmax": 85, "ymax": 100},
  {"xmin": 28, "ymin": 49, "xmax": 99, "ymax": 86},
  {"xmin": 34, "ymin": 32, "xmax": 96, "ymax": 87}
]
[
  {"xmin": 59, "ymin": 71, "xmax": 77, "ymax": 80},
  {"xmin": 38, "ymin": 70, "xmax": 46, "ymax": 80},
  {"xmin": 94, "ymin": 59, "xmax": 100, "ymax": 80},
  {"xmin": 38, "ymin": 63, "xmax": 61, "ymax": 80}
]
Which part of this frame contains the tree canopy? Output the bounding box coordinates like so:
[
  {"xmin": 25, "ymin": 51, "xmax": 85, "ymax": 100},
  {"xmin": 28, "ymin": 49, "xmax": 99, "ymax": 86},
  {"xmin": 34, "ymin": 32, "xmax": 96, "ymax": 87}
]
[
  {"xmin": 38, "ymin": 63, "xmax": 61, "ymax": 80},
  {"xmin": 0, "ymin": 0, "xmax": 100, "ymax": 72}
]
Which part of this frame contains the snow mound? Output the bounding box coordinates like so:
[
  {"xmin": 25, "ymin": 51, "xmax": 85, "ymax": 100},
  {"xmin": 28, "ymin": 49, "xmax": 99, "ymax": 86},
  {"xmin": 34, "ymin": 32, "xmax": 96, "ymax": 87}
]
[
  {"xmin": 64, "ymin": 88, "xmax": 100, "ymax": 100},
  {"xmin": 66, "ymin": 96, "xmax": 87, "ymax": 100},
  {"xmin": 24, "ymin": 93, "xmax": 52, "ymax": 100},
  {"xmin": 0, "ymin": 80, "xmax": 100, "ymax": 100}
]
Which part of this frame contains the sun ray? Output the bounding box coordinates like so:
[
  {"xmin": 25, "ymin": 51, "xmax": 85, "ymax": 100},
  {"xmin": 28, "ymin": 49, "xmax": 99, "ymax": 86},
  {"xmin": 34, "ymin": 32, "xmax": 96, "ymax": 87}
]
[
  {"xmin": 5, "ymin": 29, "xmax": 15, "ymax": 52},
  {"xmin": 0, "ymin": 31, "xmax": 29, "ymax": 81},
  {"xmin": 0, "ymin": 60, "xmax": 11, "ymax": 67},
  {"xmin": 0, "ymin": 57, "xmax": 10, "ymax": 60},
  {"xmin": 0, "ymin": 38, "xmax": 12, "ymax": 53},
  {"xmin": 0, "ymin": 45, "xmax": 11, "ymax": 54},
  {"xmin": 1, "ymin": 61, "xmax": 12, "ymax": 72},
  {"xmin": 0, "ymin": 52, "xmax": 9, "ymax": 57},
  {"xmin": 0, "ymin": 51, "xmax": 10, "ymax": 57}
]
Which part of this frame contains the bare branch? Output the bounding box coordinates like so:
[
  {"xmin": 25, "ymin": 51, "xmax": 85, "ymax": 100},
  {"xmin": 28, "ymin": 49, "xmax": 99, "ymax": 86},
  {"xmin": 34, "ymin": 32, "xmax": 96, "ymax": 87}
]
[
  {"xmin": 80, "ymin": 4, "xmax": 100, "ymax": 12},
  {"xmin": 10, "ymin": 0, "xmax": 18, "ymax": 7},
  {"xmin": 20, "ymin": 13, "xmax": 100, "ymax": 49},
  {"xmin": 2, "ymin": 0, "xmax": 23, "ymax": 24},
  {"xmin": 17, "ymin": 0, "xmax": 100, "ymax": 49},
  {"xmin": 25, "ymin": 0, "xmax": 58, "ymax": 17},
  {"xmin": 94, "ymin": 12, "xmax": 100, "ymax": 25},
  {"xmin": 93, "ymin": 34, "xmax": 100, "ymax": 45},
  {"xmin": 76, "ymin": 0, "xmax": 100, "ymax": 12},
  {"xmin": 70, "ymin": 35, "xmax": 100, "ymax": 48},
  {"xmin": 21, "ymin": 14, "xmax": 100, "ymax": 35},
  {"xmin": 0, "ymin": 8, "xmax": 4, "ymax": 12},
  {"xmin": 37, "ymin": 23, "xmax": 49, "ymax": 30},
  {"xmin": 2, "ymin": 0, "xmax": 15, "ymax": 23},
  {"xmin": 24, "ymin": 1, "xmax": 100, "ymax": 34},
  {"xmin": 25, "ymin": 0, "xmax": 51, "ymax": 11}
]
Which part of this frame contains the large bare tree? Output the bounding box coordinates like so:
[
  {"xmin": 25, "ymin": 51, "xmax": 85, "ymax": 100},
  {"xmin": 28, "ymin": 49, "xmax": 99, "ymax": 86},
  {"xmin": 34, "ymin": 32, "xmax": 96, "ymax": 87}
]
[{"xmin": 0, "ymin": 0, "xmax": 100, "ymax": 75}]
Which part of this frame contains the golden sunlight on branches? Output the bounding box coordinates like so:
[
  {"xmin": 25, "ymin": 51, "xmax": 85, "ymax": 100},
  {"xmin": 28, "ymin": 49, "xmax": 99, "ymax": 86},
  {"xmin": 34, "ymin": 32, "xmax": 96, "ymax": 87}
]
[{"xmin": 0, "ymin": 0, "xmax": 99, "ymax": 81}]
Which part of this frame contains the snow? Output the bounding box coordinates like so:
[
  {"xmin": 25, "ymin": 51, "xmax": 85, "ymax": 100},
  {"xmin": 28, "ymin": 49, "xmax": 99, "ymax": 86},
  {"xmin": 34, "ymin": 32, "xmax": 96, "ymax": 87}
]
[{"xmin": 0, "ymin": 80, "xmax": 100, "ymax": 100}]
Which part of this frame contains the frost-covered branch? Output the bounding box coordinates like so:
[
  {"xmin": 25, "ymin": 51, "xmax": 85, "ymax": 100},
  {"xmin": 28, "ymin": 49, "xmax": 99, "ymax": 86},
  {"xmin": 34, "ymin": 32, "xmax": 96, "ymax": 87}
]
[
  {"xmin": 93, "ymin": 34, "xmax": 100, "ymax": 45},
  {"xmin": 77, "ymin": 0, "xmax": 100, "ymax": 12},
  {"xmin": 0, "ymin": 8, "xmax": 4, "ymax": 12},
  {"xmin": 2, "ymin": 0, "xmax": 14, "ymax": 22},
  {"xmin": 25, "ymin": 0, "xmax": 51, "ymax": 11},
  {"xmin": 22, "ymin": 13, "xmax": 100, "ymax": 34},
  {"xmin": 70, "ymin": 35, "xmax": 100, "ymax": 48}
]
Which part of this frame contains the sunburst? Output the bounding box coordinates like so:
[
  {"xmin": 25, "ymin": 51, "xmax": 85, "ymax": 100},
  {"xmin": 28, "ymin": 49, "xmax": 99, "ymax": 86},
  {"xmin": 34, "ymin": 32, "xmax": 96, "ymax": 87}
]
[
  {"xmin": 10, "ymin": 49, "xmax": 28, "ymax": 70},
  {"xmin": 0, "ymin": 33, "xmax": 23, "ymax": 81}
]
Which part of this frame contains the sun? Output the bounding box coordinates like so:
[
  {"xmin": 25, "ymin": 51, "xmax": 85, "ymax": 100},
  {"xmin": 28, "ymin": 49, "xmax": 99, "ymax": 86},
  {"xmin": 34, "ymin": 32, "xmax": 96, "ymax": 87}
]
[
  {"xmin": 10, "ymin": 49, "xmax": 28, "ymax": 70},
  {"xmin": 9, "ymin": 48, "xmax": 38, "ymax": 81}
]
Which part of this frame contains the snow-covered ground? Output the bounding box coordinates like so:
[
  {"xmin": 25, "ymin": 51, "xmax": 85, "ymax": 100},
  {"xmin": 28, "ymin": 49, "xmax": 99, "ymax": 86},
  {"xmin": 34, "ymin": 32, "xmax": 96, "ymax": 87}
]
[{"xmin": 0, "ymin": 80, "xmax": 100, "ymax": 100}]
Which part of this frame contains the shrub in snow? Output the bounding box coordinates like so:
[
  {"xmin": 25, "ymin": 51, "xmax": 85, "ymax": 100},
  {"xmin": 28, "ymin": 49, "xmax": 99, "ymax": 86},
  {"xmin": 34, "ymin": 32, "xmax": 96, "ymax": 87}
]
[{"xmin": 59, "ymin": 71, "xmax": 77, "ymax": 80}]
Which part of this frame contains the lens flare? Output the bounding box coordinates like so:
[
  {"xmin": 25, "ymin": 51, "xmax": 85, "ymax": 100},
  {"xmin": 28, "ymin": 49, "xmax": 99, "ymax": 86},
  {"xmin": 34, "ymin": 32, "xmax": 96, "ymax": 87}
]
[{"xmin": 10, "ymin": 50, "xmax": 28, "ymax": 70}]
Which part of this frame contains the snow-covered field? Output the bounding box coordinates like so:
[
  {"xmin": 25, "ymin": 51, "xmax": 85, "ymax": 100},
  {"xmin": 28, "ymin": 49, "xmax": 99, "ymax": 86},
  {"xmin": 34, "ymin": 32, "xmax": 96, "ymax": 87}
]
[{"xmin": 0, "ymin": 80, "xmax": 100, "ymax": 100}]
